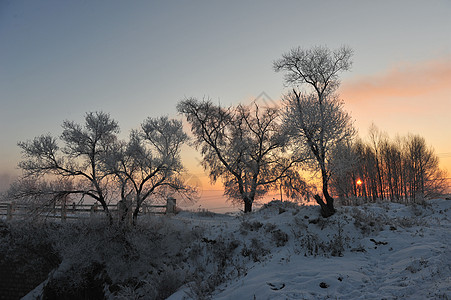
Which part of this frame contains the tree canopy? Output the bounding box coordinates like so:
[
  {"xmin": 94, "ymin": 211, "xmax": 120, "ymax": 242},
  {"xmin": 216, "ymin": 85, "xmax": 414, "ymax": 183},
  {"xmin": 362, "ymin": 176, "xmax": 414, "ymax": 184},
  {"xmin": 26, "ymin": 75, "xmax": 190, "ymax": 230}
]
[
  {"xmin": 274, "ymin": 46, "xmax": 355, "ymax": 217},
  {"xmin": 178, "ymin": 98, "xmax": 305, "ymax": 212}
]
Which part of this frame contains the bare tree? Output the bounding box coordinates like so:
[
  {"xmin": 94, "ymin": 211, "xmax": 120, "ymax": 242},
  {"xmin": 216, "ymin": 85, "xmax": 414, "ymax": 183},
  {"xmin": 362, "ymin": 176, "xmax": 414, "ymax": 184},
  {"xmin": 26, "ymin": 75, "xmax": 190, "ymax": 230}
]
[
  {"xmin": 274, "ymin": 45, "xmax": 354, "ymax": 217},
  {"xmin": 275, "ymin": 169, "xmax": 310, "ymax": 201},
  {"xmin": 103, "ymin": 116, "xmax": 196, "ymax": 224},
  {"xmin": 404, "ymin": 134, "xmax": 446, "ymax": 200},
  {"xmin": 329, "ymin": 140, "xmax": 359, "ymax": 199},
  {"xmin": 367, "ymin": 124, "xmax": 386, "ymax": 200},
  {"xmin": 177, "ymin": 98, "xmax": 304, "ymax": 213},
  {"xmin": 17, "ymin": 111, "xmax": 119, "ymax": 223},
  {"xmin": 380, "ymin": 136, "xmax": 404, "ymax": 201},
  {"xmin": 330, "ymin": 131, "xmax": 447, "ymax": 203}
]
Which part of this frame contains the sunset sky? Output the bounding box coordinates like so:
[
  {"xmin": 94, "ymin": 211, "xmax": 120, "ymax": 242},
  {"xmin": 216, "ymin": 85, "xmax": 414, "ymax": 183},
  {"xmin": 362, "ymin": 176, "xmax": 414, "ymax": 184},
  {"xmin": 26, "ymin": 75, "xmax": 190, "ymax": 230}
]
[{"xmin": 1, "ymin": 1, "xmax": 450, "ymax": 210}]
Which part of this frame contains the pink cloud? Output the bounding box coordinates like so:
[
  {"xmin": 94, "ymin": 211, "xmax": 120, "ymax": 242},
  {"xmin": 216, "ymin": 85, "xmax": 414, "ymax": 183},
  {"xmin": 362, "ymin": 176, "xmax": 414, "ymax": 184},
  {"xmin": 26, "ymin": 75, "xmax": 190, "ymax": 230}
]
[
  {"xmin": 341, "ymin": 57, "xmax": 451, "ymax": 103},
  {"xmin": 339, "ymin": 57, "xmax": 451, "ymax": 173}
]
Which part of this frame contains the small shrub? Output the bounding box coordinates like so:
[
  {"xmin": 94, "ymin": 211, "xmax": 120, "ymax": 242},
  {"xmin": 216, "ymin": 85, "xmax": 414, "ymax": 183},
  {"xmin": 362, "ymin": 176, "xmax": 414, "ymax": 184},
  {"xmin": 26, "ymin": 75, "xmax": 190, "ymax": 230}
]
[
  {"xmin": 186, "ymin": 274, "xmax": 222, "ymax": 300},
  {"xmin": 396, "ymin": 216, "xmax": 423, "ymax": 228},
  {"xmin": 241, "ymin": 238, "xmax": 270, "ymax": 262},
  {"xmin": 351, "ymin": 208, "xmax": 384, "ymax": 235},
  {"xmin": 240, "ymin": 220, "xmax": 263, "ymax": 234},
  {"xmin": 293, "ymin": 216, "xmax": 308, "ymax": 229},
  {"xmin": 271, "ymin": 229, "xmax": 289, "ymax": 247},
  {"xmin": 301, "ymin": 233, "xmax": 325, "ymax": 256},
  {"xmin": 329, "ymin": 221, "xmax": 345, "ymax": 257},
  {"xmin": 261, "ymin": 200, "xmax": 299, "ymax": 211},
  {"xmin": 405, "ymin": 258, "xmax": 428, "ymax": 274},
  {"xmin": 263, "ymin": 222, "xmax": 277, "ymax": 233}
]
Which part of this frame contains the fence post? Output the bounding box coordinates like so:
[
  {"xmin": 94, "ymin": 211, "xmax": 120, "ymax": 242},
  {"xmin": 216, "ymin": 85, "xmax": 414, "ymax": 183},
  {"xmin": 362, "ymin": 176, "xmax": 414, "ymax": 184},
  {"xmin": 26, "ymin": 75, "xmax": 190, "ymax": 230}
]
[
  {"xmin": 61, "ymin": 198, "xmax": 67, "ymax": 223},
  {"xmin": 7, "ymin": 202, "xmax": 15, "ymax": 220},
  {"xmin": 166, "ymin": 197, "xmax": 176, "ymax": 214},
  {"xmin": 118, "ymin": 200, "xmax": 126, "ymax": 220},
  {"xmin": 90, "ymin": 203, "xmax": 98, "ymax": 218}
]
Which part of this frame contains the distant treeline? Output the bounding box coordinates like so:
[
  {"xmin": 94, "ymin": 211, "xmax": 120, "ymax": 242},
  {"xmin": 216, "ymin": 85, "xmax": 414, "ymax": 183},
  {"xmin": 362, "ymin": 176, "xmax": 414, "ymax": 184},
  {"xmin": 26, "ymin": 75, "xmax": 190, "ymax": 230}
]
[{"xmin": 330, "ymin": 126, "xmax": 447, "ymax": 202}]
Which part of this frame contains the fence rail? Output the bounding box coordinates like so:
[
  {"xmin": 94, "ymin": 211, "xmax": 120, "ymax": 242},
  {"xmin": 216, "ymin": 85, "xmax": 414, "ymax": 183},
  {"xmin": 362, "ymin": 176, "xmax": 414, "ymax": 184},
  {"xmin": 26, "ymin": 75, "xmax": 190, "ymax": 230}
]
[{"xmin": 0, "ymin": 198, "xmax": 176, "ymax": 222}]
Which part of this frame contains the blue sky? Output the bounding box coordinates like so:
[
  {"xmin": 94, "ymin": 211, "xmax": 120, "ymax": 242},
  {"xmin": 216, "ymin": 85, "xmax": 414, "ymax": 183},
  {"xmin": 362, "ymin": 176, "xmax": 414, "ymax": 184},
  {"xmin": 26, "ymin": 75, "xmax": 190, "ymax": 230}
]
[{"xmin": 1, "ymin": 0, "xmax": 450, "ymax": 194}]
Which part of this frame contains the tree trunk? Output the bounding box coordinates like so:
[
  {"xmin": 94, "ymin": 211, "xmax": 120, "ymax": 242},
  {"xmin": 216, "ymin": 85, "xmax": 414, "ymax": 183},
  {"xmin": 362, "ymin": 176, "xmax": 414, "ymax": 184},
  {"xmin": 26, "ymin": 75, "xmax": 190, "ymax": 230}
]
[
  {"xmin": 117, "ymin": 200, "xmax": 128, "ymax": 222},
  {"xmin": 317, "ymin": 166, "xmax": 335, "ymax": 217},
  {"xmin": 98, "ymin": 198, "xmax": 113, "ymax": 224},
  {"xmin": 313, "ymin": 169, "xmax": 336, "ymax": 217},
  {"xmin": 132, "ymin": 206, "xmax": 140, "ymax": 226},
  {"xmin": 244, "ymin": 198, "xmax": 253, "ymax": 213},
  {"xmin": 314, "ymin": 194, "xmax": 335, "ymax": 218},
  {"xmin": 323, "ymin": 189, "xmax": 335, "ymax": 214}
]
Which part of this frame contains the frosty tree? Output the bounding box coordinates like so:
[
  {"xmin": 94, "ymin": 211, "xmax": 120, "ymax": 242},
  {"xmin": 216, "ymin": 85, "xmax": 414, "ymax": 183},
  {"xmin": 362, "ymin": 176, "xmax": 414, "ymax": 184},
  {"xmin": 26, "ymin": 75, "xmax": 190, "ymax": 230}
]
[
  {"xmin": 177, "ymin": 98, "xmax": 305, "ymax": 213},
  {"xmin": 274, "ymin": 45, "xmax": 355, "ymax": 217},
  {"xmin": 339, "ymin": 131, "xmax": 448, "ymax": 202},
  {"xmin": 103, "ymin": 116, "xmax": 196, "ymax": 224},
  {"xmin": 18, "ymin": 111, "xmax": 119, "ymax": 223},
  {"xmin": 16, "ymin": 113, "xmax": 195, "ymax": 224}
]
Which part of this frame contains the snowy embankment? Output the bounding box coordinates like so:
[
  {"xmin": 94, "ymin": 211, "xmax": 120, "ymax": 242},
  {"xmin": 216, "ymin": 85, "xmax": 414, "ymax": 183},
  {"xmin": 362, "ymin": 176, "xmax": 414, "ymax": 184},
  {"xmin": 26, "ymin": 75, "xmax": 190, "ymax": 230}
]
[
  {"xmin": 14, "ymin": 198, "xmax": 450, "ymax": 299},
  {"xmin": 168, "ymin": 199, "xmax": 450, "ymax": 300}
]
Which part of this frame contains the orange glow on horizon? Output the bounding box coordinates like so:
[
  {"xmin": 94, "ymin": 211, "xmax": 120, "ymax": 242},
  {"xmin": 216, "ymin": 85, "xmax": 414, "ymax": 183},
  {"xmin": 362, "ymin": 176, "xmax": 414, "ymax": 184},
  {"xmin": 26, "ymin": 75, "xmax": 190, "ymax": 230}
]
[
  {"xmin": 341, "ymin": 57, "xmax": 451, "ymax": 103},
  {"xmin": 340, "ymin": 57, "xmax": 451, "ymax": 175},
  {"xmin": 179, "ymin": 57, "xmax": 451, "ymax": 200}
]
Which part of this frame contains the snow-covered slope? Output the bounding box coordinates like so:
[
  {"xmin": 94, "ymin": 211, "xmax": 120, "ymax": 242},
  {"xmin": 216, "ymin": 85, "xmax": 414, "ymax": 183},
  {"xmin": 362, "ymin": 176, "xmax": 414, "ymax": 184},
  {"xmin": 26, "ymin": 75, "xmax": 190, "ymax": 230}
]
[
  {"xmin": 169, "ymin": 199, "xmax": 451, "ymax": 300},
  {"xmin": 16, "ymin": 199, "xmax": 450, "ymax": 299}
]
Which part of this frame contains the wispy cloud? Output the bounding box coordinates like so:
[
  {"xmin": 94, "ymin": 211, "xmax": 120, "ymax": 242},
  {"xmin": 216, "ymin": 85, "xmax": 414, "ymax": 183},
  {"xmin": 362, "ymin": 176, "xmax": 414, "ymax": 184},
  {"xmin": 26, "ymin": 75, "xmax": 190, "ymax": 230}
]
[
  {"xmin": 341, "ymin": 57, "xmax": 451, "ymax": 103},
  {"xmin": 340, "ymin": 57, "xmax": 451, "ymax": 172}
]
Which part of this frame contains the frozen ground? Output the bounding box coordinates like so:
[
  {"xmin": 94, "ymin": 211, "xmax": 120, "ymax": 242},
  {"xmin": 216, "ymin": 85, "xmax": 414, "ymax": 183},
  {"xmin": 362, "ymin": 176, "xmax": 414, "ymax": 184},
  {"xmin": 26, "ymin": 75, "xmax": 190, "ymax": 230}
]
[
  {"xmin": 168, "ymin": 199, "xmax": 451, "ymax": 300},
  {"xmin": 17, "ymin": 198, "xmax": 450, "ymax": 299}
]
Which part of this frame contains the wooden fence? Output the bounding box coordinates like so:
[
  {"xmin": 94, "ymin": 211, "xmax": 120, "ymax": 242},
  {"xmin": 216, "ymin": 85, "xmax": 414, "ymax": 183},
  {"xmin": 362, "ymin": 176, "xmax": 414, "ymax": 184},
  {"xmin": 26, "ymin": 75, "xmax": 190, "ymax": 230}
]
[{"xmin": 0, "ymin": 197, "xmax": 176, "ymax": 222}]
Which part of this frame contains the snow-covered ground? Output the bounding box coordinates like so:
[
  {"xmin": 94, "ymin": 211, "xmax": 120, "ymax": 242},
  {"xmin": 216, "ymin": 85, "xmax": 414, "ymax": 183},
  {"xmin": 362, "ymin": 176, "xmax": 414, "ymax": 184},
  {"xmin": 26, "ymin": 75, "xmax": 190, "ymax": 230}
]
[
  {"xmin": 15, "ymin": 198, "xmax": 450, "ymax": 299},
  {"xmin": 168, "ymin": 199, "xmax": 451, "ymax": 300}
]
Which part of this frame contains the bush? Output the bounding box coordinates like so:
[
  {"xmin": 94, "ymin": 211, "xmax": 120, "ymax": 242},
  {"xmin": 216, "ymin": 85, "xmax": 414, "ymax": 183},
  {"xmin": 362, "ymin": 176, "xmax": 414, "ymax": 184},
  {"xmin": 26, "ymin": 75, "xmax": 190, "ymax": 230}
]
[
  {"xmin": 241, "ymin": 238, "xmax": 270, "ymax": 262},
  {"xmin": 351, "ymin": 207, "xmax": 384, "ymax": 235},
  {"xmin": 239, "ymin": 220, "xmax": 263, "ymax": 234}
]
